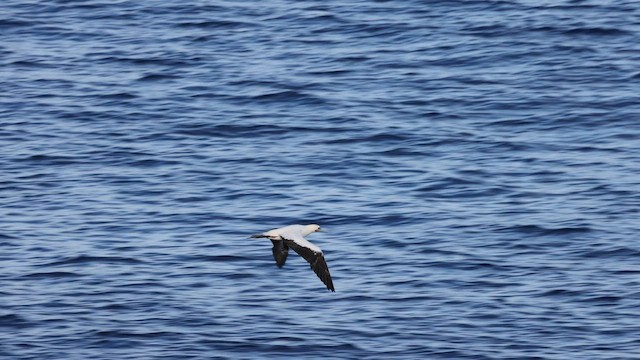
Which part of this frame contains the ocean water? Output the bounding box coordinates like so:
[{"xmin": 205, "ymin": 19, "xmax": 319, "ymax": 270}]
[{"xmin": 2, "ymin": 0, "xmax": 640, "ymax": 359}]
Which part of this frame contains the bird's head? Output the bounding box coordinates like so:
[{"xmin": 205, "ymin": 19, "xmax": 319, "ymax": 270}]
[{"xmin": 305, "ymin": 224, "xmax": 323, "ymax": 234}]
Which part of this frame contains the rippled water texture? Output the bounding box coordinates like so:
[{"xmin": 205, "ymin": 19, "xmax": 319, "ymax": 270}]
[{"xmin": 2, "ymin": 1, "xmax": 640, "ymax": 359}]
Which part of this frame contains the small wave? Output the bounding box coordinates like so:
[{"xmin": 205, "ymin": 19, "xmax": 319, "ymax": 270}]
[
  {"xmin": 174, "ymin": 196, "xmax": 210, "ymax": 203},
  {"xmin": 43, "ymin": 255, "xmax": 144, "ymax": 267},
  {"xmin": 371, "ymin": 147, "xmax": 427, "ymax": 157},
  {"xmin": 175, "ymin": 123, "xmax": 284, "ymax": 137},
  {"xmin": 581, "ymin": 295, "xmax": 622, "ymax": 304},
  {"xmin": 415, "ymin": 186, "xmax": 508, "ymax": 199},
  {"xmin": 174, "ymin": 123, "xmax": 348, "ymax": 138},
  {"xmin": 580, "ymin": 246, "xmax": 640, "ymax": 259},
  {"xmin": 0, "ymin": 19, "xmax": 34, "ymax": 29},
  {"xmin": 320, "ymin": 133, "xmax": 410, "ymax": 145},
  {"xmin": 18, "ymin": 154, "xmax": 84, "ymax": 166},
  {"xmin": 0, "ymin": 313, "xmax": 33, "ymax": 328},
  {"xmin": 100, "ymin": 92, "xmax": 138, "ymax": 100},
  {"xmin": 97, "ymin": 303, "xmax": 132, "ymax": 311},
  {"xmin": 496, "ymin": 224, "xmax": 592, "ymax": 236},
  {"xmin": 93, "ymin": 55, "xmax": 192, "ymax": 67},
  {"xmin": 228, "ymin": 273, "xmax": 254, "ymax": 279},
  {"xmin": 462, "ymin": 24, "xmax": 510, "ymax": 37},
  {"xmin": 249, "ymin": 90, "xmax": 327, "ymax": 105},
  {"xmin": 304, "ymin": 68, "xmax": 352, "ymax": 76},
  {"xmin": 331, "ymin": 55, "xmax": 371, "ymax": 64},
  {"xmin": 176, "ymin": 20, "xmax": 255, "ymax": 29},
  {"xmin": 538, "ymin": 289, "xmax": 582, "ymax": 297},
  {"xmin": 563, "ymin": 27, "xmax": 629, "ymax": 36},
  {"xmin": 92, "ymin": 329, "xmax": 180, "ymax": 339},
  {"xmin": 125, "ymin": 158, "xmax": 181, "ymax": 167},
  {"xmin": 21, "ymin": 271, "xmax": 82, "ymax": 279},
  {"xmin": 136, "ymin": 73, "xmax": 180, "ymax": 82},
  {"xmin": 414, "ymin": 177, "xmax": 480, "ymax": 192},
  {"xmin": 8, "ymin": 60, "xmax": 54, "ymax": 68},
  {"xmin": 610, "ymin": 269, "xmax": 640, "ymax": 275},
  {"xmin": 181, "ymin": 254, "xmax": 250, "ymax": 262}
]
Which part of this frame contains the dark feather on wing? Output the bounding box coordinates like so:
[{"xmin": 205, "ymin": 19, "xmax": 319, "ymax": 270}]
[
  {"xmin": 284, "ymin": 239, "xmax": 335, "ymax": 292},
  {"xmin": 270, "ymin": 239, "xmax": 289, "ymax": 268}
]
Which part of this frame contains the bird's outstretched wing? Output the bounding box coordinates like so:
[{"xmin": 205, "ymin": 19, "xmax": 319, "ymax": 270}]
[
  {"xmin": 282, "ymin": 235, "xmax": 335, "ymax": 292},
  {"xmin": 270, "ymin": 239, "xmax": 289, "ymax": 268}
]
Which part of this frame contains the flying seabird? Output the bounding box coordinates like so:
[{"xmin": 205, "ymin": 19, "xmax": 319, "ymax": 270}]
[{"xmin": 251, "ymin": 224, "xmax": 335, "ymax": 292}]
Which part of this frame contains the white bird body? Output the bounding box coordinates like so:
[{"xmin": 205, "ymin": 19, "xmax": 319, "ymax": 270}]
[
  {"xmin": 263, "ymin": 224, "xmax": 323, "ymax": 253},
  {"xmin": 251, "ymin": 224, "xmax": 334, "ymax": 292}
]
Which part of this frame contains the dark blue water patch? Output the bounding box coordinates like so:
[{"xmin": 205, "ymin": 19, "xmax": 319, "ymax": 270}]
[
  {"xmin": 16, "ymin": 154, "xmax": 83, "ymax": 166},
  {"xmin": 539, "ymin": 289, "xmax": 625, "ymax": 306},
  {"xmin": 370, "ymin": 146, "xmax": 431, "ymax": 157},
  {"xmin": 304, "ymin": 68, "xmax": 353, "ymax": 76},
  {"xmin": 137, "ymin": 73, "xmax": 181, "ymax": 82},
  {"xmin": 75, "ymin": 151, "xmax": 180, "ymax": 168},
  {"xmin": 465, "ymin": 23, "xmax": 632, "ymax": 40},
  {"xmin": 247, "ymin": 90, "xmax": 328, "ymax": 106},
  {"xmin": 538, "ymin": 288, "xmax": 583, "ymax": 298},
  {"xmin": 364, "ymin": 238, "xmax": 422, "ymax": 254},
  {"xmin": 580, "ymin": 246, "xmax": 640, "ymax": 259},
  {"xmin": 563, "ymin": 27, "xmax": 630, "ymax": 37},
  {"xmin": 90, "ymin": 55, "xmax": 196, "ymax": 68},
  {"xmin": 176, "ymin": 19, "xmax": 256, "ymax": 30},
  {"xmin": 318, "ymin": 133, "xmax": 412, "ymax": 145},
  {"xmin": 20, "ymin": 271, "xmax": 83, "ymax": 279},
  {"xmin": 414, "ymin": 176, "xmax": 481, "ymax": 192},
  {"xmin": 173, "ymin": 123, "xmax": 351, "ymax": 139},
  {"xmin": 496, "ymin": 224, "xmax": 593, "ymax": 236},
  {"xmin": 196, "ymin": 337, "xmax": 362, "ymax": 356},
  {"xmin": 124, "ymin": 158, "xmax": 182, "ymax": 168},
  {"xmin": 99, "ymin": 92, "xmax": 138, "ymax": 100},
  {"xmin": 416, "ymin": 185, "xmax": 510, "ymax": 199},
  {"xmin": 608, "ymin": 271, "xmax": 640, "ymax": 281},
  {"xmin": 194, "ymin": 339, "xmax": 275, "ymax": 353},
  {"xmin": 86, "ymin": 335, "xmax": 165, "ymax": 349},
  {"xmin": 425, "ymin": 260, "xmax": 513, "ymax": 273},
  {"xmin": 143, "ymin": 3, "xmax": 227, "ymax": 15},
  {"xmin": 92, "ymin": 330, "xmax": 182, "ymax": 340},
  {"xmin": 292, "ymin": 213, "xmax": 375, "ymax": 227},
  {"xmin": 96, "ymin": 303, "xmax": 132, "ymax": 311},
  {"xmin": 6, "ymin": 59, "xmax": 57, "ymax": 69},
  {"xmin": 175, "ymin": 123, "xmax": 282, "ymax": 138},
  {"xmin": 173, "ymin": 196, "xmax": 211, "ymax": 203},
  {"xmin": 178, "ymin": 254, "xmax": 251, "ymax": 263},
  {"xmin": 581, "ymin": 295, "xmax": 623, "ymax": 304},
  {"xmin": 226, "ymin": 79, "xmax": 325, "ymax": 92},
  {"xmin": 0, "ymin": 18, "xmax": 34, "ymax": 29},
  {"xmin": 220, "ymin": 191, "xmax": 296, "ymax": 201},
  {"xmin": 0, "ymin": 233, "xmax": 17, "ymax": 240},
  {"xmin": 226, "ymin": 273, "xmax": 254, "ymax": 280},
  {"xmin": 41, "ymin": 255, "xmax": 145, "ymax": 267},
  {"xmin": 0, "ymin": 313, "xmax": 33, "ymax": 329}
]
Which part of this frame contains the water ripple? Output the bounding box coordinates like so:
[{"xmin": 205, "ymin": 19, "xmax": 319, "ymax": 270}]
[{"xmin": 1, "ymin": 0, "xmax": 639, "ymax": 359}]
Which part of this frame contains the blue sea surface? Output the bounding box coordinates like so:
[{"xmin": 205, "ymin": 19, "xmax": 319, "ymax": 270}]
[{"xmin": 2, "ymin": 1, "xmax": 640, "ymax": 359}]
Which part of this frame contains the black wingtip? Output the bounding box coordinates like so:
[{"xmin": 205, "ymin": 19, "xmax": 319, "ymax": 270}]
[{"xmin": 327, "ymin": 282, "xmax": 335, "ymax": 292}]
